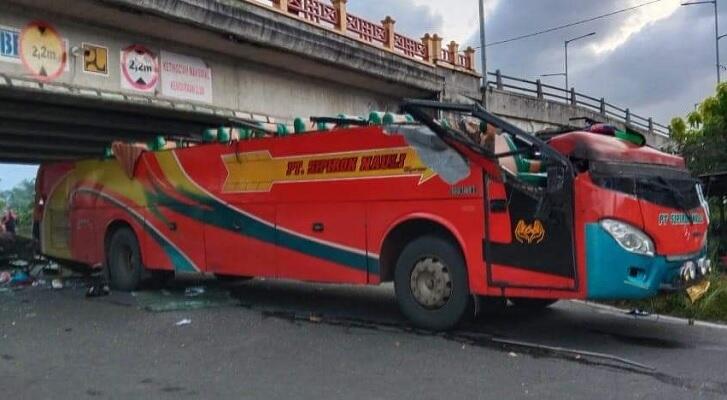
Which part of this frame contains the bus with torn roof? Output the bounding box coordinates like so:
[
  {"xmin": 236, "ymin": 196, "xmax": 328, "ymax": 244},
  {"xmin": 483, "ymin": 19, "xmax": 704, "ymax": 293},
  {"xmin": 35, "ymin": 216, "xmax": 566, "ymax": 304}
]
[{"xmin": 34, "ymin": 100, "xmax": 711, "ymax": 330}]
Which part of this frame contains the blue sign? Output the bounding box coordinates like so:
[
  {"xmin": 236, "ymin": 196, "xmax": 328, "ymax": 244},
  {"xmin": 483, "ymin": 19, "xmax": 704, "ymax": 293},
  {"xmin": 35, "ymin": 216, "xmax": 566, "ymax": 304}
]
[{"xmin": 0, "ymin": 28, "xmax": 19, "ymax": 59}]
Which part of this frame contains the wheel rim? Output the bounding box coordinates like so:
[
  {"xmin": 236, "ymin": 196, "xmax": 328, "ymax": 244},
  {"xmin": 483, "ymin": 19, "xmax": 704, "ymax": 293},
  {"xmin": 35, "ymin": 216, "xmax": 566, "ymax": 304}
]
[{"xmin": 409, "ymin": 257, "xmax": 452, "ymax": 309}]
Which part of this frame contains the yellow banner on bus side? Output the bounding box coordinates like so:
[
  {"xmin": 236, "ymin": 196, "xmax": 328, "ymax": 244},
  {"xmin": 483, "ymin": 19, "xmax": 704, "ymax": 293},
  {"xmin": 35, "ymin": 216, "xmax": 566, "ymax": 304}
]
[{"xmin": 221, "ymin": 147, "xmax": 436, "ymax": 193}]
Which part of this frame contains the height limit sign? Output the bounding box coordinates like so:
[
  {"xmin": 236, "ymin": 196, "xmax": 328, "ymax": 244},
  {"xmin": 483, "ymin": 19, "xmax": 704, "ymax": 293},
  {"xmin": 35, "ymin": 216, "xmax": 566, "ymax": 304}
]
[
  {"xmin": 19, "ymin": 21, "xmax": 66, "ymax": 82},
  {"xmin": 120, "ymin": 45, "xmax": 158, "ymax": 93}
]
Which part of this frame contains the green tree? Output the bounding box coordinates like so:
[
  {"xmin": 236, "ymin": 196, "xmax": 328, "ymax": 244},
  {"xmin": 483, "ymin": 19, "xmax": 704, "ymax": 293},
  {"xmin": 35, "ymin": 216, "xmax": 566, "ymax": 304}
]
[{"xmin": 669, "ymin": 82, "xmax": 727, "ymax": 174}]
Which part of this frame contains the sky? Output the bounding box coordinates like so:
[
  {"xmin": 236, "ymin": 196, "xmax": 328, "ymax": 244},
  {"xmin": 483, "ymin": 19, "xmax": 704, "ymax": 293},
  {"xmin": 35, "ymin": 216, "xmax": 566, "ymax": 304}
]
[
  {"xmin": 349, "ymin": 0, "xmax": 721, "ymax": 122},
  {"xmin": 0, "ymin": 0, "xmax": 721, "ymax": 187}
]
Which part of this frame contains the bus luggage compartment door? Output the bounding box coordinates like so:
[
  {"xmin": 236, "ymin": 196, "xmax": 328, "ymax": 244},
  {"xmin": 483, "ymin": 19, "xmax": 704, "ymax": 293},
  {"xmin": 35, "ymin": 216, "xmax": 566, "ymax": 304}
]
[{"xmin": 275, "ymin": 203, "xmax": 369, "ymax": 284}]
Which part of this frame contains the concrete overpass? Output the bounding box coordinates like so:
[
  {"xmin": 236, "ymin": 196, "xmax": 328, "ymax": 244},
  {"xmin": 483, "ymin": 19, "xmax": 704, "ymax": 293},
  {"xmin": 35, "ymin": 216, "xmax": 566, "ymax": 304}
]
[{"xmin": 0, "ymin": 0, "xmax": 669, "ymax": 163}]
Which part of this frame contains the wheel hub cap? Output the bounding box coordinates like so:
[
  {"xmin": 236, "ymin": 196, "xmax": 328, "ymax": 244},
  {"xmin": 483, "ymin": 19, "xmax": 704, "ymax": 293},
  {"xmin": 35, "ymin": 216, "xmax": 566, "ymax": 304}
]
[{"xmin": 410, "ymin": 257, "xmax": 452, "ymax": 309}]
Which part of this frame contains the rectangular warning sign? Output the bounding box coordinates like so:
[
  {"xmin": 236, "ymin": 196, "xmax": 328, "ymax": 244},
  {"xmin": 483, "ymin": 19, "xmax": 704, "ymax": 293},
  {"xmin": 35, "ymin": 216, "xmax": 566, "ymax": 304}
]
[{"xmin": 160, "ymin": 50, "xmax": 213, "ymax": 104}]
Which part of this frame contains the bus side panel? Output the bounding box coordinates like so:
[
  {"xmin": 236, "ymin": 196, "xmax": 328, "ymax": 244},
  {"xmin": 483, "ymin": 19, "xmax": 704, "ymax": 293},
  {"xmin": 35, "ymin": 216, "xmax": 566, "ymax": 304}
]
[
  {"xmin": 205, "ymin": 204, "xmax": 278, "ymax": 278},
  {"xmin": 275, "ymin": 202, "xmax": 368, "ymax": 284},
  {"xmin": 367, "ymin": 198, "xmax": 487, "ymax": 294}
]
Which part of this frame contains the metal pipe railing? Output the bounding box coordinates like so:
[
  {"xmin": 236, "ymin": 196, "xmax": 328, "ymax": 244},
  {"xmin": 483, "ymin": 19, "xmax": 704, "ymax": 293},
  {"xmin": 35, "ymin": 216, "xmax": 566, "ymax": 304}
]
[{"xmin": 487, "ymin": 70, "xmax": 670, "ymax": 137}]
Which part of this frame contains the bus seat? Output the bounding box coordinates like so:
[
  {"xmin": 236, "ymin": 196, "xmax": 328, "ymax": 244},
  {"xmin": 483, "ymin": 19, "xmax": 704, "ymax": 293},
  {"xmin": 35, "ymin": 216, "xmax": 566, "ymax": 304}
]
[{"xmin": 497, "ymin": 133, "xmax": 546, "ymax": 185}]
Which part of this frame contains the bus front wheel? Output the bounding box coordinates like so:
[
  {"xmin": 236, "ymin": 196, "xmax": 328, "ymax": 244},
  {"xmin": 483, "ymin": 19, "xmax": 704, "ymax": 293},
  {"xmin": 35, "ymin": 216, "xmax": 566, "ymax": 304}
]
[
  {"xmin": 394, "ymin": 235, "xmax": 471, "ymax": 331},
  {"xmin": 107, "ymin": 228, "xmax": 143, "ymax": 291}
]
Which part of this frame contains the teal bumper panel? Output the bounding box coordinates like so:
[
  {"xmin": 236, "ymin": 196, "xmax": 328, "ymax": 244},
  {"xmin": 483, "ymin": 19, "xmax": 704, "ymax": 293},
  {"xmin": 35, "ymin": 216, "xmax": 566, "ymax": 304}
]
[{"xmin": 585, "ymin": 224, "xmax": 689, "ymax": 300}]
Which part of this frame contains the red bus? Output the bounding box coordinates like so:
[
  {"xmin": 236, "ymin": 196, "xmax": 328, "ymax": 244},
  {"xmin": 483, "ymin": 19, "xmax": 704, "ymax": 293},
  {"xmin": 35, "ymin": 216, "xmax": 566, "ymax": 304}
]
[{"xmin": 35, "ymin": 101, "xmax": 711, "ymax": 330}]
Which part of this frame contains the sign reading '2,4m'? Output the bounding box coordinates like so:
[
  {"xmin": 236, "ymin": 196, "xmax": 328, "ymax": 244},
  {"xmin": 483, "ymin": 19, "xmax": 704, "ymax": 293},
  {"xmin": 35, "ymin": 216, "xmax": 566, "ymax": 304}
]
[{"xmin": 120, "ymin": 44, "xmax": 158, "ymax": 93}]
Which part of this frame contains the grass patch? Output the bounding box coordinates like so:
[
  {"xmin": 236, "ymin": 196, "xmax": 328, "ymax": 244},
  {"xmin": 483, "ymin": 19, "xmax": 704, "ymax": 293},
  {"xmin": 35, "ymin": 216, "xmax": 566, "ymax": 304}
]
[{"xmin": 612, "ymin": 273, "xmax": 727, "ymax": 323}]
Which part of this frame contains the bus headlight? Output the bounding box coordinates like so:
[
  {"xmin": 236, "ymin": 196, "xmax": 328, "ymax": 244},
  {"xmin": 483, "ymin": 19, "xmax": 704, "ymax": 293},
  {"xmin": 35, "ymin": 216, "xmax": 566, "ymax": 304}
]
[{"xmin": 600, "ymin": 219, "xmax": 655, "ymax": 257}]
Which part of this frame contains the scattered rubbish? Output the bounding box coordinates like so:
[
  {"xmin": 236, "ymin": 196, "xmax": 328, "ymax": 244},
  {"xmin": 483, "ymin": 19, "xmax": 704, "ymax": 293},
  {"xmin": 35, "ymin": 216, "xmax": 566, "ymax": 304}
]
[
  {"xmin": 51, "ymin": 279, "xmax": 64, "ymax": 290},
  {"xmin": 0, "ymin": 271, "xmax": 10, "ymax": 284},
  {"xmin": 687, "ymin": 280, "xmax": 711, "ymax": 303},
  {"xmin": 184, "ymin": 286, "xmax": 205, "ymax": 297},
  {"xmin": 509, "ymin": 352, "xmax": 518, "ymax": 358},
  {"xmin": 31, "ymin": 279, "xmax": 47, "ymax": 287},
  {"xmin": 627, "ymin": 308, "xmax": 651, "ymax": 317},
  {"xmin": 10, "ymin": 271, "xmax": 32, "ymax": 286},
  {"xmin": 175, "ymin": 319, "xmax": 192, "ymax": 326},
  {"xmin": 42, "ymin": 264, "xmax": 61, "ymax": 276},
  {"xmin": 86, "ymin": 283, "xmax": 111, "ymax": 298}
]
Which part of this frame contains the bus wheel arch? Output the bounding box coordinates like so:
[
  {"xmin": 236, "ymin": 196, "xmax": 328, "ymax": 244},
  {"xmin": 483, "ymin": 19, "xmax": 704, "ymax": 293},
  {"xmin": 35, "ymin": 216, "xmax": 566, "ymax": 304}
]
[{"xmin": 378, "ymin": 217, "xmax": 466, "ymax": 284}]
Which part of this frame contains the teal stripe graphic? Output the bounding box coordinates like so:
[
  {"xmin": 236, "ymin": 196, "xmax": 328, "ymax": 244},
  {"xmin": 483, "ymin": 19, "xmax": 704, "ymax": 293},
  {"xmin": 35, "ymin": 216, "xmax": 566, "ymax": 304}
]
[
  {"xmin": 78, "ymin": 189, "xmax": 198, "ymax": 273},
  {"xmin": 147, "ymin": 182, "xmax": 379, "ymax": 274}
]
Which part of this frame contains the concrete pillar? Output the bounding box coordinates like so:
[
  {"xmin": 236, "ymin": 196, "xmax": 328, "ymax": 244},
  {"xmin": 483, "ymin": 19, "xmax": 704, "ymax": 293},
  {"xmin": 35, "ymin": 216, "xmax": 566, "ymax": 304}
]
[
  {"xmin": 648, "ymin": 117, "xmax": 654, "ymax": 133},
  {"xmin": 625, "ymin": 108, "xmax": 631, "ymax": 124},
  {"xmin": 495, "ymin": 69, "xmax": 503, "ymax": 89},
  {"xmin": 273, "ymin": 0, "xmax": 288, "ymax": 12},
  {"xmin": 600, "ymin": 98, "xmax": 606, "ymax": 115},
  {"xmin": 421, "ymin": 34, "xmax": 433, "ymax": 63},
  {"xmin": 536, "ymin": 79, "xmax": 543, "ymax": 99},
  {"xmin": 464, "ymin": 47, "xmax": 476, "ymax": 71},
  {"xmin": 432, "ymin": 34, "xmax": 443, "ymax": 61},
  {"xmin": 570, "ymin": 88, "xmax": 576, "ymax": 106},
  {"xmin": 332, "ymin": 0, "xmax": 347, "ymax": 32},
  {"xmin": 382, "ymin": 16, "xmax": 396, "ymax": 49},
  {"xmin": 447, "ymin": 41, "xmax": 460, "ymax": 65}
]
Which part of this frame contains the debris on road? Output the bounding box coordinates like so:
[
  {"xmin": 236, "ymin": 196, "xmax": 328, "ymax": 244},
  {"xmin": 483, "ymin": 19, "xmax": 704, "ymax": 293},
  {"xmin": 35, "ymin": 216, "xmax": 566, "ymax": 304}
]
[
  {"xmin": 86, "ymin": 283, "xmax": 111, "ymax": 298},
  {"xmin": 51, "ymin": 279, "xmax": 63, "ymax": 290},
  {"xmin": 184, "ymin": 286, "xmax": 205, "ymax": 297},
  {"xmin": 134, "ymin": 286, "xmax": 238, "ymax": 312},
  {"xmin": 175, "ymin": 319, "xmax": 192, "ymax": 326},
  {"xmin": 627, "ymin": 308, "xmax": 651, "ymax": 317},
  {"xmin": 0, "ymin": 271, "xmax": 10, "ymax": 284}
]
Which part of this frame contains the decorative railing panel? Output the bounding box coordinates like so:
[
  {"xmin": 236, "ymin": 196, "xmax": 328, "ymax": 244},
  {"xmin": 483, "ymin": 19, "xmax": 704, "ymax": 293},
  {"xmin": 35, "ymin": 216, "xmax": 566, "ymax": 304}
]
[
  {"xmin": 288, "ymin": 0, "xmax": 338, "ymax": 26},
  {"xmin": 346, "ymin": 14, "xmax": 386, "ymax": 44},
  {"xmin": 394, "ymin": 33, "xmax": 427, "ymax": 60}
]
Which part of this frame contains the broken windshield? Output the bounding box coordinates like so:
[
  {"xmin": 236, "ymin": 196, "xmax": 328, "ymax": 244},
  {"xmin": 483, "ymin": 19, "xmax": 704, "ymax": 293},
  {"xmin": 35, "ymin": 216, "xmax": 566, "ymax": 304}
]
[{"xmin": 401, "ymin": 100, "xmax": 574, "ymax": 188}]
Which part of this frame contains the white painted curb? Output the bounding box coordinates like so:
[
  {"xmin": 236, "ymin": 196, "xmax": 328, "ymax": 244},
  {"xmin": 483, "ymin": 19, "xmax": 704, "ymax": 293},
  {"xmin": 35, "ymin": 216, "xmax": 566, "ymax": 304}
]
[{"xmin": 570, "ymin": 300, "xmax": 727, "ymax": 331}]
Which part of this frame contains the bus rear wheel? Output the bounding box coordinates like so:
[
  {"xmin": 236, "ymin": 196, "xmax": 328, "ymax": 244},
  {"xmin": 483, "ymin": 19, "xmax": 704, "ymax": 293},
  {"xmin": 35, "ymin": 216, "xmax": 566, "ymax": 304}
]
[
  {"xmin": 107, "ymin": 228, "xmax": 143, "ymax": 291},
  {"xmin": 394, "ymin": 235, "xmax": 471, "ymax": 331}
]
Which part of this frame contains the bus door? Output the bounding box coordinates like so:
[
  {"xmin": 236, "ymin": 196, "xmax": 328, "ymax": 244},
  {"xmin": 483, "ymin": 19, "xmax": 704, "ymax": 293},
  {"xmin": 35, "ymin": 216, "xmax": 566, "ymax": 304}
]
[{"xmin": 484, "ymin": 138, "xmax": 577, "ymax": 290}]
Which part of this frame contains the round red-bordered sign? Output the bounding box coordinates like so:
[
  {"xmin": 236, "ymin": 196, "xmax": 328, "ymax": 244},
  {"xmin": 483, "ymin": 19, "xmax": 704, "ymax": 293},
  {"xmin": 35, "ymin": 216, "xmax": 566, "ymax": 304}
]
[
  {"xmin": 121, "ymin": 45, "xmax": 159, "ymax": 91},
  {"xmin": 19, "ymin": 21, "xmax": 67, "ymax": 82}
]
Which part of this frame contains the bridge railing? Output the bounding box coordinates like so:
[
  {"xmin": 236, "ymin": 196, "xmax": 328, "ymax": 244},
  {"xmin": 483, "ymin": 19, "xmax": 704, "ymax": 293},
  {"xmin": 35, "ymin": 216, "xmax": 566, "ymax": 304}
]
[
  {"xmin": 243, "ymin": 0, "xmax": 477, "ymax": 74},
  {"xmin": 488, "ymin": 70, "xmax": 670, "ymax": 138}
]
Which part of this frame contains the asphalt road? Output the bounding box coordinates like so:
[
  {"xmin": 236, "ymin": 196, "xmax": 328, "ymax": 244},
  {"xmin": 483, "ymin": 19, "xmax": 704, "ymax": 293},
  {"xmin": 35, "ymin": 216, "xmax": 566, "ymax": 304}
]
[{"xmin": 1, "ymin": 279, "xmax": 727, "ymax": 400}]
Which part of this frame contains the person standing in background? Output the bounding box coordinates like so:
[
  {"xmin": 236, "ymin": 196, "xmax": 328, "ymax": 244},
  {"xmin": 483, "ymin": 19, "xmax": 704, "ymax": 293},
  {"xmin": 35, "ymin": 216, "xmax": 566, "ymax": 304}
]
[{"xmin": 2, "ymin": 209, "xmax": 17, "ymax": 235}]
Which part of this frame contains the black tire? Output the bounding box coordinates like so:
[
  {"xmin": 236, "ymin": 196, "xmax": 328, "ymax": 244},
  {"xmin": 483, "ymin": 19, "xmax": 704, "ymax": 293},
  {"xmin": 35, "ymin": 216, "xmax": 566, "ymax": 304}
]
[
  {"xmin": 511, "ymin": 298, "xmax": 558, "ymax": 310},
  {"xmin": 107, "ymin": 228, "xmax": 143, "ymax": 291},
  {"xmin": 394, "ymin": 235, "xmax": 471, "ymax": 331}
]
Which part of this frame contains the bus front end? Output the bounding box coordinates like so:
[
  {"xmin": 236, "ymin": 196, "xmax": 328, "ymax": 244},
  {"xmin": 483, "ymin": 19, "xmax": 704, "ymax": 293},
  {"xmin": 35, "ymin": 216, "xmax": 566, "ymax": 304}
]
[{"xmin": 553, "ymin": 132, "xmax": 711, "ymax": 300}]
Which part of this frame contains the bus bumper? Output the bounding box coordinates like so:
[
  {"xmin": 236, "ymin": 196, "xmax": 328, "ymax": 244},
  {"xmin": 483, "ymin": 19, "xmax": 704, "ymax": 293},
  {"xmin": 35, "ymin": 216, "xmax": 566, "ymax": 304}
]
[{"xmin": 585, "ymin": 223, "xmax": 708, "ymax": 300}]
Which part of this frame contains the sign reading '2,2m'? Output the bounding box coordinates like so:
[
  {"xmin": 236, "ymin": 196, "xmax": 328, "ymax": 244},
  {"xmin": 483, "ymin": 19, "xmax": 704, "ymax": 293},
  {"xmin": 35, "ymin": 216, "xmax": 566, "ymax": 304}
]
[{"xmin": 120, "ymin": 44, "xmax": 159, "ymax": 93}]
